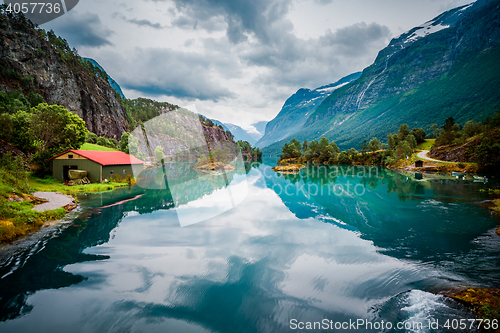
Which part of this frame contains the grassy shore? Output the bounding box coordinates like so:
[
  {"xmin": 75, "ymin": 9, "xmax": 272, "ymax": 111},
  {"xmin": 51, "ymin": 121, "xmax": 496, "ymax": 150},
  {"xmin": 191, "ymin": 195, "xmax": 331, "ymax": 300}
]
[
  {"xmin": 0, "ymin": 152, "xmax": 134, "ymax": 244},
  {"xmin": 416, "ymin": 138, "xmax": 435, "ymax": 150},
  {"xmin": 27, "ymin": 174, "xmax": 132, "ymax": 195},
  {"xmin": 1, "ymin": 174, "xmax": 133, "ymax": 244},
  {"xmin": 0, "ymin": 157, "xmax": 65, "ymax": 243},
  {"xmin": 80, "ymin": 143, "xmax": 118, "ymax": 151}
]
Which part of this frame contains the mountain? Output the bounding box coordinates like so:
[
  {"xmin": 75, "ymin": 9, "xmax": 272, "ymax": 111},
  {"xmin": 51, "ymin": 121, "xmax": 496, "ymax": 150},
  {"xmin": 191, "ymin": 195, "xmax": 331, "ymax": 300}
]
[
  {"xmin": 252, "ymin": 121, "xmax": 267, "ymax": 138},
  {"xmin": 200, "ymin": 118, "xmax": 265, "ymax": 145},
  {"xmin": 223, "ymin": 123, "xmax": 257, "ymax": 145},
  {"xmin": 84, "ymin": 58, "xmax": 126, "ymax": 99},
  {"xmin": 263, "ymin": 0, "xmax": 500, "ymax": 155},
  {"xmin": 256, "ymin": 72, "xmax": 362, "ymax": 148},
  {"xmin": 0, "ymin": 13, "xmax": 128, "ymax": 139},
  {"xmin": 224, "ymin": 122, "xmax": 267, "ymax": 145}
]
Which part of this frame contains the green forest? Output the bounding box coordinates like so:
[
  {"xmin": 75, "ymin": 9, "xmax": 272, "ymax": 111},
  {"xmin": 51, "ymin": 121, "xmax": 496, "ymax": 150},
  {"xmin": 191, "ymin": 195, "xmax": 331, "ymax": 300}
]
[
  {"xmin": 278, "ymin": 109, "xmax": 500, "ymax": 172},
  {"xmin": 279, "ymin": 124, "xmax": 426, "ymax": 166}
]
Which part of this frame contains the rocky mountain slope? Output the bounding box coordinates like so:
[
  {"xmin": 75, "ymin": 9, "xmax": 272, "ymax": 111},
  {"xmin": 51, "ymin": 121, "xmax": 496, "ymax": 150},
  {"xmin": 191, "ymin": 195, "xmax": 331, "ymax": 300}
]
[
  {"xmin": 256, "ymin": 72, "xmax": 361, "ymax": 149},
  {"xmin": 263, "ymin": 0, "xmax": 500, "ymax": 154},
  {"xmin": 130, "ymin": 108, "xmax": 237, "ymax": 162},
  {"xmin": 0, "ymin": 13, "xmax": 127, "ymax": 139},
  {"xmin": 84, "ymin": 58, "xmax": 126, "ymax": 99}
]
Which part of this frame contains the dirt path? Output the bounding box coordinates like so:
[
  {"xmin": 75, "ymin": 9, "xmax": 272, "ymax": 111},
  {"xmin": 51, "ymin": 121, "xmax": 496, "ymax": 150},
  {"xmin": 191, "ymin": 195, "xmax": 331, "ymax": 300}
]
[
  {"xmin": 417, "ymin": 150, "xmax": 445, "ymax": 163},
  {"xmin": 32, "ymin": 192, "xmax": 76, "ymax": 212}
]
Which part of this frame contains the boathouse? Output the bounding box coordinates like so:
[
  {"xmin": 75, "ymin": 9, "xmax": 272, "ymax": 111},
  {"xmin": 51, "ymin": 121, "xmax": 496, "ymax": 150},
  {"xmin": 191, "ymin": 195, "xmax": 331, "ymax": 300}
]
[
  {"xmin": 51, "ymin": 150, "xmax": 144, "ymax": 183},
  {"xmin": 415, "ymin": 160, "xmax": 424, "ymax": 168}
]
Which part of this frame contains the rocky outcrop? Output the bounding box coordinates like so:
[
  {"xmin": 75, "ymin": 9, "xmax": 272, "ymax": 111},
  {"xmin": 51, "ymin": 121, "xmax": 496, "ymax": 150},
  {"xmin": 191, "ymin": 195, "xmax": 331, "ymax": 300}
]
[
  {"xmin": 0, "ymin": 139, "xmax": 25, "ymax": 158},
  {"xmin": 429, "ymin": 142, "xmax": 474, "ymax": 162},
  {"xmin": 430, "ymin": 129, "xmax": 500, "ymax": 164},
  {"xmin": 130, "ymin": 110, "xmax": 237, "ymax": 161},
  {"xmin": 0, "ymin": 14, "xmax": 128, "ymax": 139},
  {"xmin": 202, "ymin": 124, "xmax": 235, "ymax": 148}
]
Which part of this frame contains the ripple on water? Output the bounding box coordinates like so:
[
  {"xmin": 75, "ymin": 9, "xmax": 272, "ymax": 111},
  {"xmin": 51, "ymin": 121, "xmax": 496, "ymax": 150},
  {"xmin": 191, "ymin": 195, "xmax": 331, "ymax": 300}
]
[{"xmin": 376, "ymin": 290, "xmax": 477, "ymax": 332}]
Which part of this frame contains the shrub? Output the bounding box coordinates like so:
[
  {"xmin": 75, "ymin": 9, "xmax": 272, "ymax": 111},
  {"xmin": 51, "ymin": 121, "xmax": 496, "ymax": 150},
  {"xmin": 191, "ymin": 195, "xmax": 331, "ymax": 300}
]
[
  {"xmin": 112, "ymin": 174, "xmax": 123, "ymax": 183},
  {"xmin": 96, "ymin": 136, "xmax": 107, "ymax": 146},
  {"xmin": 119, "ymin": 132, "xmax": 129, "ymax": 153},
  {"xmin": 106, "ymin": 138, "xmax": 118, "ymax": 149},
  {"xmin": 21, "ymin": 76, "xmax": 34, "ymax": 90},
  {"xmin": 27, "ymin": 91, "xmax": 44, "ymax": 108},
  {"xmin": 7, "ymin": 70, "xmax": 20, "ymax": 80},
  {"xmin": 85, "ymin": 132, "xmax": 98, "ymax": 144},
  {"xmin": 36, "ymin": 48, "xmax": 46, "ymax": 57}
]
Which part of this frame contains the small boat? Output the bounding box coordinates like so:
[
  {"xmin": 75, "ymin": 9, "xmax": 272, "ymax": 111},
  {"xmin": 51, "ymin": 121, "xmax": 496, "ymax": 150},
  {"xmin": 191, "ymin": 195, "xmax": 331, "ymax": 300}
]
[
  {"xmin": 473, "ymin": 175, "xmax": 488, "ymax": 181},
  {"xmin": 452, "ymin": 171, "xmax": 466, "ymax": 177}
]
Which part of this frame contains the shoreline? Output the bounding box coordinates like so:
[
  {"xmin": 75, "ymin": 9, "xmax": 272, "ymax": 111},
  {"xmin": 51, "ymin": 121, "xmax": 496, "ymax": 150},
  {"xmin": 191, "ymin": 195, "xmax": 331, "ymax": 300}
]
[
  {"xmin": 0, "ymin": 179, "xmax": 133, "ymax": 245},
  {"xmin": 440, "ymin": 287, "xmax": 500, "ymax": 322},
  {"xmin": 31, "ymin": 191, "xmax": 77, "ymax": 213}
]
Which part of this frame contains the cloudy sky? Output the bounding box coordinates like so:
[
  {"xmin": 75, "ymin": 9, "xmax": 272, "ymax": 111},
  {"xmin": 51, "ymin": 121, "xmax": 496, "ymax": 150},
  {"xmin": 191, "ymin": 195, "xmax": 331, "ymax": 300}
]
[{"xmin": 42, "ymin": 0, "xmax": 472, "ymax": 132}]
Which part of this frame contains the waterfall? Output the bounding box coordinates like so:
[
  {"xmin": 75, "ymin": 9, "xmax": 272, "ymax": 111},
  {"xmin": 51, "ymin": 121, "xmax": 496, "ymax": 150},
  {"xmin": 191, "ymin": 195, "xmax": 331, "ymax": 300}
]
[{"xmin": 356, "ymin": 54, "xmax": 392, "ymax": 108}]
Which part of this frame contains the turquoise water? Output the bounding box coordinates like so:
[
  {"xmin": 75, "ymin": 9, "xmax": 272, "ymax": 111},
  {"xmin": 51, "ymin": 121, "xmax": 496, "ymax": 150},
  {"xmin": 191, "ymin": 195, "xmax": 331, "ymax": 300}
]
[{"xmin": 0, "ymin": 163, "xmax": 499, "ymax": 332}]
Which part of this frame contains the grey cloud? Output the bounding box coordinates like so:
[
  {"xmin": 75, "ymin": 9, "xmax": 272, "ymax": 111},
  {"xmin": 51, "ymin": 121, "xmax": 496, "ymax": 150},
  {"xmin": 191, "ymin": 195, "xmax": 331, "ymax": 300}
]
[
  {"xmin": 112, "ymin": 13, "xmax": 164, "ymax": 29},
  {"xmin": 320, "ymin": 22, "xmax": 391, "ymax": 56},
  {"xmin": 184, "ymin": 39, "xmax": 195, "ymax": 47},
  {"xmin": 168, "ymin": 0, "xmax": 391, "ymax": 94},
  {"xmin": 128, "ymin": 18, "xmax": 163, "ymax": 29},
  {"xmin": 240, "ymin": 22, "xmax": 391, "ymax": 90},
  {"xmin": 171, "ymin": 15, "xmax": 197, "ymax": 29},
  {"xmin": 42, "ymin": 11, "xmax": 113, "ymax": 48},
  {"xmin": 172, "ymin": 13, "xmax": 226, "ymax": 32},
  {"xmin": 106, "ymin": 48, "xmax": 237, "ymax": 102},
  {"xmin": 171, "ymin": 0, "xmax": 293, "ymax": 44}
]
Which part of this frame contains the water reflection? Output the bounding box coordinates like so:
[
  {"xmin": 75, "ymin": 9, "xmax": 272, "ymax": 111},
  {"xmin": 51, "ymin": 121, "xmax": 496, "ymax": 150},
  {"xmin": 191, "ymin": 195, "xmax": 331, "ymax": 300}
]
[
  {"xmin": 0, "ymin": 163, "xmax": 498, "ymax": 332},
  {"xmin": 267, "ymin": 165, "xmax": 500, "ymax": 285}
]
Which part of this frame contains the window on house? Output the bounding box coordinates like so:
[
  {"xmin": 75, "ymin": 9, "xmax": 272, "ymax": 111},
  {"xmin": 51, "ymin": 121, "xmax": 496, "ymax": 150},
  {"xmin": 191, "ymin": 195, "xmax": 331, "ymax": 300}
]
[{"xmin": 68, "ymin": 155, "xmax": 73, "ymax": 159}]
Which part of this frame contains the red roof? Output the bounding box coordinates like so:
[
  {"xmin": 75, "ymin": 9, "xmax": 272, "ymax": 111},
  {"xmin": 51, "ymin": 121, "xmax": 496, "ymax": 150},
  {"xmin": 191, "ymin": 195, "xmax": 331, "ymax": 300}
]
[{"xmin": 50, "ymin": 150, "xmax": 144, "ymax": 166}]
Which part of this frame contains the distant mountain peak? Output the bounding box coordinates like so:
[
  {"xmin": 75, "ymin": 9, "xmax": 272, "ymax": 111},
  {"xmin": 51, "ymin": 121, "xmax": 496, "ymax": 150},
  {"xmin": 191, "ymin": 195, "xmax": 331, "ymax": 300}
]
[
  {"xmin": 255, "ymin": 72, "xmax": 362, "ymax": 148},
  {"xmin": 387, "ymin": 3, "xmax": 475, "ymax": 55}
]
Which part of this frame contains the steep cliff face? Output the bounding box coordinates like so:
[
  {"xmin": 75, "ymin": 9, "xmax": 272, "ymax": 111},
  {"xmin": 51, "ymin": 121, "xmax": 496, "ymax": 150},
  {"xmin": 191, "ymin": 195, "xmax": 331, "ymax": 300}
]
[
  {"xmin": 129, "ymin": 108, "xmax": 237, "ymax": 162},
  {"xmin": 0, "ymin": 14, "xmax": 128, "ymax": 139},
  {"xmin": 261, "ymin": 0, "xmax": 500, "ymax": 153},
  {"xmin": 202, "ymin": 124, "xmax": 235, "ymax": 147}
]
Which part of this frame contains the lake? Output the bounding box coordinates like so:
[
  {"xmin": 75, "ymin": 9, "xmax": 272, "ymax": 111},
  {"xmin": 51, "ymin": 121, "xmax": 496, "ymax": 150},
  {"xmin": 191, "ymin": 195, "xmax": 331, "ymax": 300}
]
[{"xmin": 0, "ymin": 162, "xmax": 499, "ymax": 332}]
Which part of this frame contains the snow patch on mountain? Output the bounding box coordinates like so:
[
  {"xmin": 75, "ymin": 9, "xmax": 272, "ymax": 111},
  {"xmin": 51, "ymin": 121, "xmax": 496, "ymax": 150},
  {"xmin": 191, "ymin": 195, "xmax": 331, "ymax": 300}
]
[
  {"xmin": 315, "ymin": 82, "xmax": 350, "ymax": 94},
  {"xmin": 459, "ymin": 3, "xmax": 473, "ymax": 12},
  {"xmin": 405, "ymin": 21, "xmax": 450, "ymax": 43}
]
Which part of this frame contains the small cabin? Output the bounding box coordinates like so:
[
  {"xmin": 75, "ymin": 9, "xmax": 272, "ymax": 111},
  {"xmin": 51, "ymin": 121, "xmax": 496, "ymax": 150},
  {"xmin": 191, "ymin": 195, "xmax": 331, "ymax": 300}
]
[
  {"xmin": 51, "ymin": 150, "xmax": 144, "ymax": 183},
  {"xmin": 415, "ymin": 160, "xmax": 424, "ymax": 168}
]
